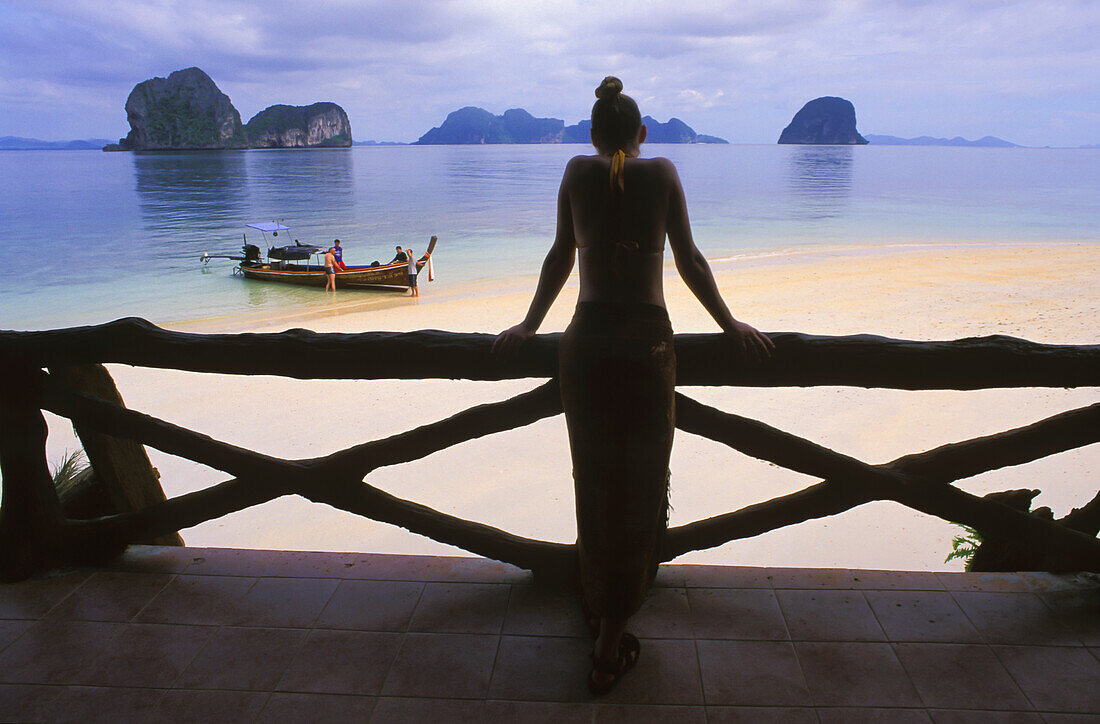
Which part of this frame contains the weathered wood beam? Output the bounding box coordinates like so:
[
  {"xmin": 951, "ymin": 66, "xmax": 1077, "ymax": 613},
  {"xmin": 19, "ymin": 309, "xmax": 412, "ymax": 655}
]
[
  {"xmin": 48, "ymin": 365, "xmax": 183, "ymax": 547},
  {"xmin": 0, "ymin": 365, "xmax": 67, "ymax": 580},
  {"xmin": 667, "ymin": 395, "xmax": 1100, "ymax": 569},
  {"xmin": 56, "ymin": 380, "xmax": 567, "ymax": 572},
  {"xmin": 887, "ymin": 403, "xmax": 1100, "ymax": 483},
  {"xmin": 307, "ymin": 477, "xmax": 574, "ymax": 577},
  {"xmin": 3, "ymin": 317, "xmax": 1098, "ymax": 388}
]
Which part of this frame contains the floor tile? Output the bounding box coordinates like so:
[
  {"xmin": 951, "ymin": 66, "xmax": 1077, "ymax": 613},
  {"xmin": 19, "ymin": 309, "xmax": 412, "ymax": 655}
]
[
  {"xmin": 688, "ymin": 588, "xmax": 788, "ymax": 640},
  {"xmin": 865, "ymin": 590, "xmax": 983, "ymax": 643},
  {"xmin": 185, "ymin": 547, "xmax": 356, "ymax": 577},
  {"xmin": 893, "ymin": 642, "xmax": 1032, "ymax": 711},
  {"xmin": 952, "ymin": 591, "xmax": 1083, "ymax": 645},
  {"xmin": 595, "ymin": 703, "xmax": 707, "ymax": 722},
  {"xmin": 45, "ymin": 685, "xmax": 165, "ymax": 723},
  {"xmin": 484, "ymin": 699, "xmax": 595, "ymax": 722},
  {"xmin": 107, "ymin": 544, "xmax": 200, "ymax": 574},
  {"xmin": 0, "ymin": 683, "xmax": 63, "ymax": 722},
  {"xmin": 488, "ymin": 634, "xmax": 593, "ymax": 702},
  {"xmin": 1037, "ymin": 588, "xmax": 1100, "ymax": 645},
  {"xmin": 929, "ymin": 711, "xmax": 1042, "ymax": 722},
  {"xmin": 0, "ymin": 570, "xmax": 92, "ymax": 619},
  {"xmin": 766, "ymin": 568, "xmax": 860, "ymax": 589},
  {"xmin": 370, "ymin": 696, "xmax": 485, "ymax": 722},
  {"xmin": 408, "ymin": 581, "xmax": 510, "ymax": 634},
  {"xmin": 936, "ymin": 572, "xmax": 1034, "ymax": 593},
  {"xmin": 629, "ymin": 587, "xmax": 693, "ymax": 639},
  {"xmin": 677, "ymin": 565, "xmax": 772, "ymax": 589},
  {"xmin": 795, "ymin": 641, "xmax": 922, "ymax": 707},
  {"xmin": 175, "ymin": 626, "xmax": 307, "ymax": 691},
  {"xmin": 381, "ymin": 632, "xmax": 498, "ymax": 699},
  {"xmin": 0, "ymin": 620, "xmax": 122, "ymax": 684},
  {"xmin": 705, "ymin": 706, "xmax": 818, "ymax": 723},
  {"xmin": 695, "ymin": 640, "xmax": 811, "ymax": 706},
  {"xmin": 0, "ymin": 619, "xmax": 33, "ymax": 653},
  {"xmin": 597, "ymin": 638, "xmax": 703, "ymax": 706},
  {"xmin": 316, "ymin": 579, "xmax": 423, "ymax": 631},
  {"xmin": 992, "ymin": 644, "xmax": 1100, "ymax": 713},
  {"xmin": 45, "ymin": 571, "xmax": 173, "ymax": 622},
  {"xmin": 855, "ymin": 569, "xmax": 946, "ymax": 591},
  {"xmin": 503, "ymin": 585, "xmax": 590, "ymax": 638},
  {"xmin": 77, "ymin": 622, "xmax": 215, "ymax": 688},
  {"xmin": 776, "ymin": 589, "xmax": 886, "ymax": 641},
  {"xmin": 227, "ymin": 576, "xmax": 338, "ymax": 628},
  {"xmin": 276, "ymin": 629, "xmax": 400, "ymax": 696},
  {"xmin": 257, "ymin": 692, "xmax": 377, "ymax": 722},
  {"xmin": 819, "ymin": 708, "xmax": 932, "ymax": 722},
  {"xmin": 342, "ymin": 553, "xmax": 528, "ymax": 583},
  {"xmin": 134, "ymin": 574, "xmax": 257, "ymax": 625},
  {"xmin": 153, "ymin": 688, "xmax": 269, "ymax": 722}
]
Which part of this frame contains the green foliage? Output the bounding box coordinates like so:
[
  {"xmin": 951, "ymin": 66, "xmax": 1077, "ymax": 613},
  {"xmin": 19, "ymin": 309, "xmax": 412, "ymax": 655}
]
[{"xmin": 945, "ymin": 524, "xmax": 983, "ymax": 570}]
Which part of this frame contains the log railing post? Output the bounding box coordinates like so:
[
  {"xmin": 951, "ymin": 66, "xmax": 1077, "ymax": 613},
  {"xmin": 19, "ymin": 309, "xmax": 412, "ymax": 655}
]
[
  {"xmin": 48, "ymin": 365, "xmax": 183, "ymax": 546},
  {"xmin": 0, "ymin": 363, "xmax": 66, "ymax": 581}
]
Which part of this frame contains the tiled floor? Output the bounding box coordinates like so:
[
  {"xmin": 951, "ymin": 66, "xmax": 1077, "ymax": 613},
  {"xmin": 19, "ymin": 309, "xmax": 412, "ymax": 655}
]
[{"xmin": 0, "ymin": 546, "xmax": 1097, "ymax": 722}]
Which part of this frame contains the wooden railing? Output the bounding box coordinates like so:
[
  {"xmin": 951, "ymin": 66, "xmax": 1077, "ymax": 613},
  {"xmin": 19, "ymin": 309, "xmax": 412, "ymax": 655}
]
[{"xmin": 1, "ymin": 317, "xmax": 1098, "ymax": 583}]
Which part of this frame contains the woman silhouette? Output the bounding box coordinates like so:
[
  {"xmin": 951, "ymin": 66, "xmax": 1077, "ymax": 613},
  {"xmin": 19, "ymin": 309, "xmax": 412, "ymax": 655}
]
[{"xmin": 494, "ymin": 77, "xmax": 773, "ymax": 693}]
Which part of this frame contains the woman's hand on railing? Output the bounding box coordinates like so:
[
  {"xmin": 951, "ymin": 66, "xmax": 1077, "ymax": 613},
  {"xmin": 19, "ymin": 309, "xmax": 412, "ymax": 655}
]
[
  {"xmin": 723, "ymin": 320, "xmax": 776, "ymax": 365},
  {"xmin": 492, "ymin": 322, "xmax": 536, "ymax": 360}
]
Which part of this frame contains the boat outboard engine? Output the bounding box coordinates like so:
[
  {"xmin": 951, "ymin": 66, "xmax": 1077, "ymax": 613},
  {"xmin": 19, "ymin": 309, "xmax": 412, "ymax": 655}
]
[{"xmin": 242, "ymin": 244, "xmax": 261, "ymax": 264}]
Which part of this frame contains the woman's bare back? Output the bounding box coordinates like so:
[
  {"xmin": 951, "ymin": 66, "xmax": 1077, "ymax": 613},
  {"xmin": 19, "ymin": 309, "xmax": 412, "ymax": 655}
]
[{"xmin": 564, "ymin": 154, "xmax": 676, "ymax": 306}]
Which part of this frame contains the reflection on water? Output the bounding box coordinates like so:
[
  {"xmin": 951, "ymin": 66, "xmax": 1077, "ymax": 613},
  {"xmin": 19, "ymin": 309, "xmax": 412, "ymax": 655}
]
[
  {"xmin": 785, "ymin": 146, "xmax": 853, "ymax": 219},
  {"xmin": 133, "ymin": 151, "xmax": 249, "ymax": 235}
]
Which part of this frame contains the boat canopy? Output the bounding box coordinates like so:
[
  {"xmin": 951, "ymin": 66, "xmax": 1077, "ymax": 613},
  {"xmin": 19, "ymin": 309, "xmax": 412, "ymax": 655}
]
[{"xmin": 246, "ymin": 222, "xmax": 291, "ymax": 232}]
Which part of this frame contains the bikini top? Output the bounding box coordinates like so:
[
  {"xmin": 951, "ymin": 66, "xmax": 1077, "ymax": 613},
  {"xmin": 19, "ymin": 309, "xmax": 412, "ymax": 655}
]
[{"xmin": 576, "ymin": 149, "xmax": 640, "ymax": 252}]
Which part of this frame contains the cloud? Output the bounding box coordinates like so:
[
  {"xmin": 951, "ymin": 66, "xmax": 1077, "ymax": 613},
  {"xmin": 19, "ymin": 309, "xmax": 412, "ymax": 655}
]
[{"xmin": 0, "ymin": 0, "xmax": 1098, "ymax": 145}]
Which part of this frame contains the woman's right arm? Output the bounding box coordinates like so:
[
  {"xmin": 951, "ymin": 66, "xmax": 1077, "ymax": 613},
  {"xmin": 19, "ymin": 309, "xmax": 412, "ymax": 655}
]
[
  {"xmin": 664, "ymin": 159, "xmax": 775, "ymax": 362},
  {"xmin": 492, "ymin": 160, "xmax": 578, "ymax": 358}
]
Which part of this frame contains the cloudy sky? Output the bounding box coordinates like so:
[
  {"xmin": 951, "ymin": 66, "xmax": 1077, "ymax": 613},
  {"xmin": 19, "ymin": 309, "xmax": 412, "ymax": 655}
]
[{"xmin": 1, "ymin": 0, "xmax": 1097, "ymax": 146}]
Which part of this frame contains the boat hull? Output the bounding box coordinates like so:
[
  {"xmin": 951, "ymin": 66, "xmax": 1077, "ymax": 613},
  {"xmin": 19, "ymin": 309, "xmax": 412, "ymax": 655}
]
[{"xmin": 240, "ymin": 258, "xmax": 426, "ymax": 289}]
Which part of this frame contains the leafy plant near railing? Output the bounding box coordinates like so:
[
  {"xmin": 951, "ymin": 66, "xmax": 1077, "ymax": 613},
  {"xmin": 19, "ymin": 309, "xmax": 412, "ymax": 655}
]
[
  {"xmin": 51, "ymin": 449, "xmax": 89, "ymax": 498},
  {"xmin": 946, "ymin": 524, "xmax": 983, "ymax": 570}
]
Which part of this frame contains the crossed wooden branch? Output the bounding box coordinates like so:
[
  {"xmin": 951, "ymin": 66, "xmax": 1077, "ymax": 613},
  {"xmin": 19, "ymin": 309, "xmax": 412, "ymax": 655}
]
[{"xmin": 1, "ymin": 318, "xmax": 1097, "ymax": 582}]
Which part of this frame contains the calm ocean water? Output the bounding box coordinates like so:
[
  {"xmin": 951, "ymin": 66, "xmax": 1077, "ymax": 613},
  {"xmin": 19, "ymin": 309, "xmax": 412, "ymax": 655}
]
[{"xmin": 0, "ymin": 144, "xmax": 1096, "ymax": 330}]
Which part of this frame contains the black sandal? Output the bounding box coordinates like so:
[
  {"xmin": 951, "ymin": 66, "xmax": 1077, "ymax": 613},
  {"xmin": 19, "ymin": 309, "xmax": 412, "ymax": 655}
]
[{"xmin": 588, "ymin": 632, "xmax": 640, "ymax": 696}]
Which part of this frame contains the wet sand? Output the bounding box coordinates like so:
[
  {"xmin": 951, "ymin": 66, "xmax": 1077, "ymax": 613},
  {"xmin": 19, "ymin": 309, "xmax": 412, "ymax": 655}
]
[{"xmin": 43, "ymin": 242, "xmax": 1100, "ymax": 570}]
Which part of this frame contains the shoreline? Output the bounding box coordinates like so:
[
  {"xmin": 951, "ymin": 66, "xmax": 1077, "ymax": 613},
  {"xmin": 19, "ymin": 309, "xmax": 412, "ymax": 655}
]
[{"xmin": 36, "ymin": 240, "xmax": 1100, "ymax": 571}]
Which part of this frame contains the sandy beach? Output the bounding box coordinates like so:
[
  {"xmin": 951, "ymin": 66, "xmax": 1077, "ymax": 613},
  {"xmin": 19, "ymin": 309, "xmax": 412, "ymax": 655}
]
[{"xmin": 43, "ymin": 241, "xmax": 1100, "ymax": 571}]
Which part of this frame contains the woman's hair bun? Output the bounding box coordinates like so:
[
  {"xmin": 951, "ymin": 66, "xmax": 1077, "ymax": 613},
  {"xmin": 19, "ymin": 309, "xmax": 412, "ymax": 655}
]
[{"xmin": 595, "ymin": 76, "xmax": 623, "ymax": 100}]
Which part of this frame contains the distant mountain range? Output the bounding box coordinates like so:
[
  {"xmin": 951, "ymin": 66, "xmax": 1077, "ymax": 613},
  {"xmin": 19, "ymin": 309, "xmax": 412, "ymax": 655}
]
[
  {"xmin": 864, "ymin": 134, "xmax": 1020, "ymax": 147},
  {"xmin": 413, "ymin": 107, "xmax": 728, "ymax": 145},
  {"xmin": 0, "ymin": 136, "xmax": 113, "ymax": 150}
]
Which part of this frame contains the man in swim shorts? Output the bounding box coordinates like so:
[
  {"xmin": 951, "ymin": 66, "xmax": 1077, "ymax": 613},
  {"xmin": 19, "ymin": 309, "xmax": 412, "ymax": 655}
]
[
  {"xmin": 324, "ymin": 247, "xmax": 336, "ymax": 291},
  {"xmin": 406, "ymin": 247, "xmax": 418, "ymax": 297}
]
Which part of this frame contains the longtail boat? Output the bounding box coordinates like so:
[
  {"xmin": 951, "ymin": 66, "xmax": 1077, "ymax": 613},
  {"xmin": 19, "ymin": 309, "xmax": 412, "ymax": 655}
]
[{"xmin": 201, "ymin": 223, "xmax": 437, "ymax": 291}]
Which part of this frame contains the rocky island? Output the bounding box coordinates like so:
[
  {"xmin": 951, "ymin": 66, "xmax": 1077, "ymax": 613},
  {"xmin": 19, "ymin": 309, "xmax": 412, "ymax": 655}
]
[
  {"xmin": 245, "ymin": 103, "xmax": 352, "ymax": 148},
  {"xmin": 105, "ymin": 67, "xmax": 351, "ymax": 151},
  {"xmin": 415, "ymin": 107, "xmax": 726, "ymax": 144},
  {"xmin": 778, "ymin": 96, "xmax": 868, "ymax": 145}
]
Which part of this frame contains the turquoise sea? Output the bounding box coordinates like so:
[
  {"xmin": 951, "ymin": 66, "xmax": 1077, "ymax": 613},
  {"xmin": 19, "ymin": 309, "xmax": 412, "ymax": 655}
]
[{"xmin": 0, "ymin": 144, "xmax": 1097, "ymax": 331}]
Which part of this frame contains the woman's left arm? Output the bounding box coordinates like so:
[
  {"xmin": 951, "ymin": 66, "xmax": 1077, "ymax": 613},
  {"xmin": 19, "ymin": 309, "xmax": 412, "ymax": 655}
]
[{"xmin": 492, "ymin": 162, "xmax": 577, "ymax": 357}]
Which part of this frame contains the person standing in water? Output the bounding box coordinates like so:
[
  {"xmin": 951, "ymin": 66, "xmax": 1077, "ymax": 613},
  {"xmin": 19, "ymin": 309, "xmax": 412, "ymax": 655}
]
[
  {"xmin": 406, "ymin": 247, "xmax": 418, "ymax": 297},
  {"xmin": 323, "ymin": 247, "xmax": 336, "ymax": 291},
  {"xmin": 493, "ymin": 77, "xmax": 773, "ymax": 694}
]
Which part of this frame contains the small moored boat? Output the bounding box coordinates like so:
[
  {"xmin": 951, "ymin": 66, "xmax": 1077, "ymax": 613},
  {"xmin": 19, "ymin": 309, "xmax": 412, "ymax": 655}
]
[{"xmin": 202, "ymin": 222, "xmax": 437, "ymax": 291}]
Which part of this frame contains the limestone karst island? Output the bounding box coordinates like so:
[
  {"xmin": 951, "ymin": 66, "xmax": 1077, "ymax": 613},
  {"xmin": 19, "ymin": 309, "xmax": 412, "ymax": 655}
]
[
  {"xmin": 778, "ymin": 96, "xmax": 868, "ymax": 145},
  {"xmin": 104, "ymin": 67, "xmax": 352, "ymax": 151},
  {"xmin": 414, "ymin": 106, "xmax": 728, "ymax": 145}
]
